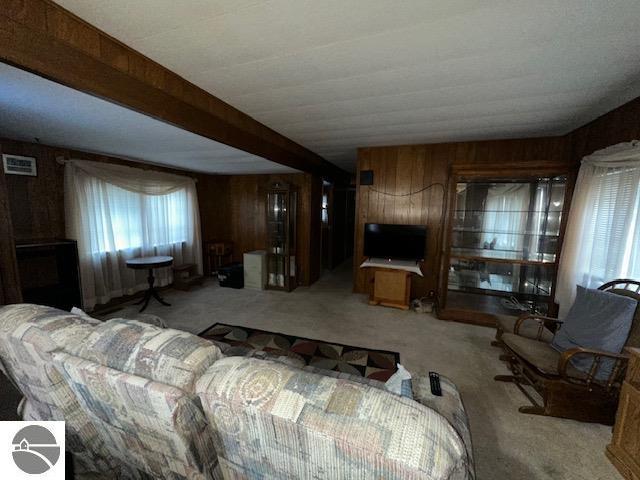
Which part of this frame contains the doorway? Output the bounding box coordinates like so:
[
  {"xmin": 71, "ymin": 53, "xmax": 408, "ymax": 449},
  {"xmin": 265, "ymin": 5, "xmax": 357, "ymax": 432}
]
[{"xmin": 320, "ymin": 180, "xmax": 356, "ymax": 272}]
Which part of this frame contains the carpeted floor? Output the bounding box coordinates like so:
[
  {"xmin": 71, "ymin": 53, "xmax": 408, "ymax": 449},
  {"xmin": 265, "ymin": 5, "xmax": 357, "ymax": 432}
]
[
  {"xmin": 101, "ymin": 261, "xmax": 620, "ymax": 480},
  {"xmin": 1, "ymin": 260, "xmax": 620, "ymax": 479}
]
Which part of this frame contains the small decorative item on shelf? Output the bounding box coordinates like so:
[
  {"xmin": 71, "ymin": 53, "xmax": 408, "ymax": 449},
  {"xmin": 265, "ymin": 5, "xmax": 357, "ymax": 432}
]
[{"xmin": 265, "ymin": 181, "xmax": 297, "ymax": 291}]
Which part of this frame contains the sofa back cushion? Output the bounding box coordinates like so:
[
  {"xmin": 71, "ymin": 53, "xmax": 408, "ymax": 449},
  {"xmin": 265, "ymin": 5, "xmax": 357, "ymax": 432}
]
[
  {"xmin": 0, "ymin": 304, "xmax": 113, "ymax": 473},
  {"xmin": 64, "ymin": 319, "xmax": 223, "ymax": 391},
  {"xmin": 196, "ymin": 356, "xmax": 471, "ymax": 480},
  {"xmin": 552, "ymin": 286, "xmax": 637, "ymax": 379},
  {"xmin": 53, "ymin": 350, "xmax": 216, "ymax": 479}
]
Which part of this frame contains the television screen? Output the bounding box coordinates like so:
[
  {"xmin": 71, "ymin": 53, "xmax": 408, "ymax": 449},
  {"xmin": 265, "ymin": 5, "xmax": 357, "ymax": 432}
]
[{"xmin": 364, "ymin": 223, "xmax": 427, "ymax": 261}]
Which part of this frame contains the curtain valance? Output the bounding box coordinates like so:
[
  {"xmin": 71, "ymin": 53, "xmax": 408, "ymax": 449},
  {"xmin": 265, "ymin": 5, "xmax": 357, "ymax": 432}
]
[
  {"xmin": 66, "ymin": 159, "xmax": 195, "ymax": 195},
  {"xmin": 581, "ymin": 140, "xmax": 640, "ymax": 168}
]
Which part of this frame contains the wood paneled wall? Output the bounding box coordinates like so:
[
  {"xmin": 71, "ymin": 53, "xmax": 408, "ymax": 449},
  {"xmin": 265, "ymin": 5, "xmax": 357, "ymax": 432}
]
[
  {"xmin": 197, "ymin": 173, "xmax": 322, "ymax": 286},
  {"xmin": 1, "ymin": 139, "xmax": 65, "ymax": 241},
  {"xmin": 0, "ymin": 147, "xmax": 22, "ymax": 304},
  {"xmin": 353, "ymin": 137, "xmax": 572, "ymax": 298},
  {"xmin": 570, "ymin": 96, "xmax": 640, "ymax": 161},
  {"xmin": 0, "ymin": 138, "xmax": 199, "ymax": 242}
]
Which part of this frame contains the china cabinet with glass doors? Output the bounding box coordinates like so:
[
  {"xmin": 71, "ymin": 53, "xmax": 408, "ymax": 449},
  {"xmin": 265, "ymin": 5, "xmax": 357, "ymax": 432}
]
[
  {"xmin": 266, "ymin": 182, "xmax": 297, "ymax": 291},
  {"xmin": 439, "ymin": 165, "xmax": 570, "ymax": 326}
]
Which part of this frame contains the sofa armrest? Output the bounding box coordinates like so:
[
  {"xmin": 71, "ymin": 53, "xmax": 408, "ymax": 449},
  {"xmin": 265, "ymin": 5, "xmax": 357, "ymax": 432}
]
[
  {"xmin": 196, "ymin": 357, "xmax": 474, "ymax": 479},
  {"xmin": 412, "ymin": 375, "xmax": 475, "ymax": 478}
]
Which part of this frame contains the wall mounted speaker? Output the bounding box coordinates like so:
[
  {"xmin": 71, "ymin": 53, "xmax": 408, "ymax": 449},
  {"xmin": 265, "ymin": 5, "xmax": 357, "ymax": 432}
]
[{"xmin": 360, "ymin": 170, "xmax": 374, "ymax": 185}]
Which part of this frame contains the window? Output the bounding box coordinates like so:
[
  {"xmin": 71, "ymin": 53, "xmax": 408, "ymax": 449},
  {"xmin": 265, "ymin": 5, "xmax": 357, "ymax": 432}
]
[
  {"xmin": 557, "ymin": 140, "xmax": 640, "ymax": 316},
  {"xmin": 65, "ymin": 159, "xmax": 202, "ymax": 310},
  {"xmin": 578, "ymin": 166, "xmax": 640, "ymax": 287},
  {"xmin": 91, "ymin": 181, "xmax": 189, "ymax": 254}
]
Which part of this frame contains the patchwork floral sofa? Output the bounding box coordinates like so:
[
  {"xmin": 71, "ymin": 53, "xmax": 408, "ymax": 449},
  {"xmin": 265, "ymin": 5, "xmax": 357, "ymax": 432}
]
[{"xmin": 0, "ymin": 304, "xmax": 474, "ymax": 480}]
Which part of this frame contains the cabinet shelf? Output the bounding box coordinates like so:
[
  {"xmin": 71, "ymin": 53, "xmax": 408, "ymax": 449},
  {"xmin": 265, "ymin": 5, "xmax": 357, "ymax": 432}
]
[
  {"xmin": 450, "ymin": 249, "xmax": 556, "ymax": 265},
  {"xmin": 448, "ymin": 271, "xmax": 552, "ymax": 296},
  {"xmin": 454, "ymin": 209, "xmax": 563, "ymax": 213},
  {"xmin": 452, "ymin": 228, "xmax": 560, "ymax": 236}
]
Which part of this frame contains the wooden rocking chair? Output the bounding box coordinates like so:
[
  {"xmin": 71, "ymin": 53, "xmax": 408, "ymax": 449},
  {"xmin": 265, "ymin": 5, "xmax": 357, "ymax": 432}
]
[{"xmin": 494, "ymin": 279, "xmax": 640, "ymax": 424}]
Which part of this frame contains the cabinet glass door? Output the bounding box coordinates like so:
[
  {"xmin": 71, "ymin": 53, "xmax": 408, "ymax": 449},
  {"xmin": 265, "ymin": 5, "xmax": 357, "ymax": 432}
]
[
  {"xmin": 447, "ymin": 176, "xmax": 567, "ymax": 315},
  {"xmin": 267, "ymin": 191, "xmax": 287, "ymax": 288}
]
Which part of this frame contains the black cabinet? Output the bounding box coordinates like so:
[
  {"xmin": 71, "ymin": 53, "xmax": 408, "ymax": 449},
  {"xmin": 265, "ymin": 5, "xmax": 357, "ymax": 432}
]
[{"xmin": 15, "ymin": 239, "xmax": 82, "ymax": 311}]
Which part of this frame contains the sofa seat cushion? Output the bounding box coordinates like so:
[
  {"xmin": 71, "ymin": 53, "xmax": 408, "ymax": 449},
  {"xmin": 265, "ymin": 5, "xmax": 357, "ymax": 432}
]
[
  {"xmin": 64, "ymin": 319, "xmax": 223, "ymax": 391},
  {"xmin": 496, "ymin": 315, "xmax": 554, "ymax": 342},
  {"xmin": 197, "ymin": 356, "xmax": 473, "ymax": 480},
  {"xmin": 502, "ymin": 333, "xmax": 586, "ymax": 378}
]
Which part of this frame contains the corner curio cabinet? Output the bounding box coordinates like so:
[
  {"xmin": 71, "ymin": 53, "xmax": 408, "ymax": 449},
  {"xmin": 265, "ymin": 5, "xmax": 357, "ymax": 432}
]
[
  {"xmin": 266, "ymin": 182, "xmax": 297, "ymax": 291},
  {"xmin": 439, "ymin": 165, "xmax": 570, "ymax": 326}
]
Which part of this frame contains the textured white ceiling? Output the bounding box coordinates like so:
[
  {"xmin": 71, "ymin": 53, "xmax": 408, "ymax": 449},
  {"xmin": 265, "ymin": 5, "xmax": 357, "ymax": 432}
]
[
  {"xmin": 39, "ymin": 2, "xmax": 640, "ymax": 170},
  {"xmin": 0, "ymin": 62, "xmax": 298, "ymax": 174}
]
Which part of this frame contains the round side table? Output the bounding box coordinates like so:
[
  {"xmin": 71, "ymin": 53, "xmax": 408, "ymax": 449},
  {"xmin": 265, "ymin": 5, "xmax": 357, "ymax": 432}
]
[{"xmin": 126, "ymin": 256, "xmax": 174, "ymax": 312}]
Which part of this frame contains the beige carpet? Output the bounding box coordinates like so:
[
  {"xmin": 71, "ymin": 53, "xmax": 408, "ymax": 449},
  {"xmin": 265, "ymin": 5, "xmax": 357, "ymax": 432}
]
[{"xmin": 101, "ymin": 262, "xmax": 621, "ymax": 480}]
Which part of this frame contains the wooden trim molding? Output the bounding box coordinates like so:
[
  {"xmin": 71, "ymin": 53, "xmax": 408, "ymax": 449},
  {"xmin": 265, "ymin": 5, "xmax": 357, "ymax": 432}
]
[{"xmin": 0, "ymin": 0, "xmax": 347, "ymax": 181}]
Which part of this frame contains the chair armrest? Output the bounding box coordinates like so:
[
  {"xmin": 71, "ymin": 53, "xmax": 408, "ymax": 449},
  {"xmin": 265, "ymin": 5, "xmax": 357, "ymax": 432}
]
[
  {"xmin": 557, "ymin": 347, "xmax": 629, "ymax": 389},
  {"xmin": 513, "ymin": 314, "xmax": 563, "ymax": 340}
]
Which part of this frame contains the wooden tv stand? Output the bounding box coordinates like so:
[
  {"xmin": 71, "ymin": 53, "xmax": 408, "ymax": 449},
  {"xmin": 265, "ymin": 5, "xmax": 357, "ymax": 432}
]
[{"xmin": 361, "ymin": 258, "xmax": 423, "ymax": 310}]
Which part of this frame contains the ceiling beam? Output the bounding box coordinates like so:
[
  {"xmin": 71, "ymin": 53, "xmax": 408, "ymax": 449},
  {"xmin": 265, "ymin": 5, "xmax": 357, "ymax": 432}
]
[{"xmin": 0, "ymin": 0, "xmax": 348, "ymax": 181}]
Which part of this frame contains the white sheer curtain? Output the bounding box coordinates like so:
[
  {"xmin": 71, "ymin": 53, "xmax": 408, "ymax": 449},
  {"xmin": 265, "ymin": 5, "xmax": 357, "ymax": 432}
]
[
  {"xmin": 556, "ymin": 140, "xmax": 640, "ymax": 317},
  {"xmin": 64, "ymin": 160, "xmax": 202, "ymax": 310}
]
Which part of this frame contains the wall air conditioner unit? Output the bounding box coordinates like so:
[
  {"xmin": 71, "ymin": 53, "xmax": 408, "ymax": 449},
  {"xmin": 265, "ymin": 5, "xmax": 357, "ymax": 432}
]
[{"xmin": 2, "ymin": 154, "xmax": 37, "ymax": 176}]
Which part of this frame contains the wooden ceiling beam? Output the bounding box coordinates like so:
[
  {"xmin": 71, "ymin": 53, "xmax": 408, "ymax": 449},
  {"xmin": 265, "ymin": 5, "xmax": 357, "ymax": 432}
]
[{"xmin": 0, "ymin": 0, "xmax": 348, "ymax": 180}]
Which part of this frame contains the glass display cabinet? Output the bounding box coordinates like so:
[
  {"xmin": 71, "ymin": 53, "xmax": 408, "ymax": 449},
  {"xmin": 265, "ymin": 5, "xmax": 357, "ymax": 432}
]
[
  {"xmin": 266, "ymin": 182, "xmax": 297, "ymax": 291},
  {"xmin": 440, "ymin": 169, "xmax": 569, "ymax": 325}
]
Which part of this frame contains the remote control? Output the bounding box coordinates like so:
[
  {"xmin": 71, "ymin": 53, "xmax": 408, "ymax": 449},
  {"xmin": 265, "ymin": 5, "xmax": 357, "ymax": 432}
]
[{"xmin": 429, "ymin": 371, "xmax": 442, "ymax": 396}]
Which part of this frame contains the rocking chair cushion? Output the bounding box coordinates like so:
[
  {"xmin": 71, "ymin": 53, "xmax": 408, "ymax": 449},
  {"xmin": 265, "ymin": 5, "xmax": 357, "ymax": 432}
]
[
  {"xmin": 502, "ymin": 333, "xmax": 586, "ymax": 379},
  {"xmin": 551, "ymin": 286, "xmax": 636, "ymax": 380}
]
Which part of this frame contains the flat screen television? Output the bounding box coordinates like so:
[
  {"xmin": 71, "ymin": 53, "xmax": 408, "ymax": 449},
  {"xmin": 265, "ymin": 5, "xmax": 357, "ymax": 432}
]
[{"xmin": 364, "ymin": 223, "xmax": 427, "ymax": 261}]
